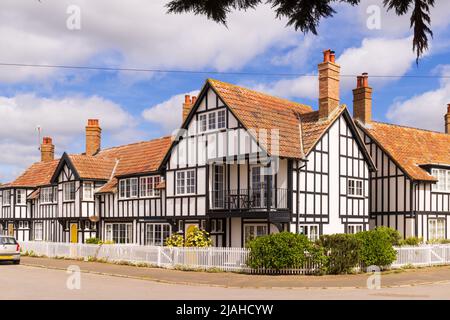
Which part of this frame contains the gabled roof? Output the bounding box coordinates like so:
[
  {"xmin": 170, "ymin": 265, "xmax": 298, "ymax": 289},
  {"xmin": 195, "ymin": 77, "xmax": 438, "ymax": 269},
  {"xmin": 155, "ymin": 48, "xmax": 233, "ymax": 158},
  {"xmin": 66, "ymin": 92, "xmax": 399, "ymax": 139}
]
[
  {"xmin": 96, "ymin": 136, "xmax": 172, "ymax": 194},
  {"xmin": 7, "ymin": 159, "xmax": 59, "ymax": 188},
  {"xmin": 208, "ymin": 79, "xmax": 312, "ymax": 158},
  {"xmin": 67, "ymin": 154, "xmax": 117, "ymax": 180},
  {"xmin": 358, "ymin": 121, "xmax": 450, "ymax": 181}
]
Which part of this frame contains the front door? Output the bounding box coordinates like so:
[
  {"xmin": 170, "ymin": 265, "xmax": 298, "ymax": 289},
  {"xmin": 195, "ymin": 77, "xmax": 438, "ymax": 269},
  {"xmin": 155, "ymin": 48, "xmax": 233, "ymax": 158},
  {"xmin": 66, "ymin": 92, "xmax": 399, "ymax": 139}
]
[
  {"xmin": 70, "ymin": 223, "xmax": 78, "ymax": 243},
  {"xmin": 7, "ymin": 223, "xmax": 14, "ymax": 237}
]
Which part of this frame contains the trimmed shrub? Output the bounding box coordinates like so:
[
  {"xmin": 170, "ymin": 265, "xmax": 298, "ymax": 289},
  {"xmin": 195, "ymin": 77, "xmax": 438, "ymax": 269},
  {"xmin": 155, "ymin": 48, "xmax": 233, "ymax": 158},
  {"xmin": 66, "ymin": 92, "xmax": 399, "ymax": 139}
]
[
  {"xmin": 375, "ymin": 226, "xmax": 401, "ymax": 246},
  {"xmin": 318, "ymin": 234, "xmax": 361, "ymax": 274},
  {"xmin": 185, "ymin": 227, "xmax": 212, "ymax": 247},
  {"xmin": 399, "ymin": 237, "xmax": 422, "ymax": 246},
  {"xmin": 356, "ymin": 229, "xmax": 397, "ymax": 268},
  {"xmin": 165, "ymin": 233, "xmax": 184, "ymax": 247},
  {"xmin": 247, "ymin": 232, "xmax": 327, "ymax": 272},
  {"xmin": 85, "ymin": 237, "xmax": 101, "ymax": 244}
]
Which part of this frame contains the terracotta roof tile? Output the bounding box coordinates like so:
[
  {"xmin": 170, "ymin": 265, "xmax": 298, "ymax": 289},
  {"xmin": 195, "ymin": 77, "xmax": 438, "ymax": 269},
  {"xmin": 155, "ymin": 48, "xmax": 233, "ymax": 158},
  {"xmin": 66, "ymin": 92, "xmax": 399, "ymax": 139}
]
[
  {"xmin": 8, "ymin": 160, "xmax": 59, "ymax": 188},
  {"xmin": 208, "ymin": 79, "xmax": 341, "ymax": 158},
  {"xmin": 68, "ymin": 155, "xmax": 117, "ymax": 180},
  {"xmin": 361, "ymin": 121, "xmax": 450, "ymax": 181}
]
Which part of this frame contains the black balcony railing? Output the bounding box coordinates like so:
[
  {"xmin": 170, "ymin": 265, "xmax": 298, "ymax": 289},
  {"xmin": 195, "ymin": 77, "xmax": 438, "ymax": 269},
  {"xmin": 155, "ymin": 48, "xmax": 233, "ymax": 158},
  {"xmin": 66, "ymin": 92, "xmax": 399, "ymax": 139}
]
[{"xmin": 210, "ymin": 188, "xmax": 288, "ymax": 211}]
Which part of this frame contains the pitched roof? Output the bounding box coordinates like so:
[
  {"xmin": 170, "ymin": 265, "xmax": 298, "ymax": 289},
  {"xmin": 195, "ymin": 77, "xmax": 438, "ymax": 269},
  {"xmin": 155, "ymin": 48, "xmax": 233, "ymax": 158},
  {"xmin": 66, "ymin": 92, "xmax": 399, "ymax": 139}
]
[
  {"xmin": 207, "ymin": 79, "xmax": 346, "ymax": 158},
  {"xmin": 68, "ymin": 155, "xmax": 117, "ymax": 180},
  {"xmin": 359, "ymin": 121, "xmax": 450, "ymax": 181},
  {"xmin": 7, "ymin": 159, "xmax": 59, "ymax": 188},
  {"xmin": 97, "ymin": 136, "xmax": 172, "ymax": 177},
  {"xmin": 96, "ymin": 136, "xmax": 173, "ymax": 193}
]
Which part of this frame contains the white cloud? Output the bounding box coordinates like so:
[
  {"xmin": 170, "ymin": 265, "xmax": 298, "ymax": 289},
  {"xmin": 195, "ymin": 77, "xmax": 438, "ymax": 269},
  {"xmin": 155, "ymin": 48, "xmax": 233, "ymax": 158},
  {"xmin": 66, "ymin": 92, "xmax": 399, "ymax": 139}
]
[
  {"xmin": 251, "ymin": 75, "xmax": 318, "ymax": 101},
  {"xmin": 0, "ymin": 94, "xmax": 137, "ymax": 181},
  {"xmin": 337, "ymin": 37, "xmax": 419, "ymax": 90},
  {"xmin": 142, "ymin": 90, "xmax": 199, "ymax": 133},
  {"xmin": 387, "ymin": 66, "xmax": 450, "ymax": 132},
  {"xmin": 0, "ymin": 0, "xmax": 294, "ymax": 83}
]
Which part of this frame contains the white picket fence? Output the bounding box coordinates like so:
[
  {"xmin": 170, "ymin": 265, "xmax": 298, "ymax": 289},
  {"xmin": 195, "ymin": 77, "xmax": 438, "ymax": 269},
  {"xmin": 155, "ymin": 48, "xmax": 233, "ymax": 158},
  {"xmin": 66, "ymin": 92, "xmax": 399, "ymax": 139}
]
[{"xmin": 19, "ymin": 242, "xmax": 450, "ymax": 273}]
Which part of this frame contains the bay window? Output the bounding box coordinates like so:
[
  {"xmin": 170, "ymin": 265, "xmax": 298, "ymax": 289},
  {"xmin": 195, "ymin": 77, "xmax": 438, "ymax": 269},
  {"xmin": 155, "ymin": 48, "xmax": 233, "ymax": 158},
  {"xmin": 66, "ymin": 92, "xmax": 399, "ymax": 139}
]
[
  {"xmin": 140, "ymin": 176, "xmax": 161, "ymax": 197},
  {"xmin": 105, "ymin": 223, "xmax": 133, "ymax": 244},
  {"xmin": 119, "ymin": 178, "xmax": 138, "ymax": 199},
  {"xmin": 145, "ymin": 223, "xmax": 171, "ymax": 246},
  {"xmin": 41, "ymin": 187, "xmax": 54, "ymax": 204}
]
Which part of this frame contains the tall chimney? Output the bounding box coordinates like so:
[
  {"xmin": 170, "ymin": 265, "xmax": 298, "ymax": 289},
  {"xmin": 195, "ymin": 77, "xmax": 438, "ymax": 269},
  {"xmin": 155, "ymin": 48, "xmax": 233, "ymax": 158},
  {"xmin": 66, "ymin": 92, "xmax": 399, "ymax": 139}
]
[
  {"xmin": 182, "ymin": 95, "xmax": 193, "ymax": 122},
  {"xmin": 445, "ymin": 104, "xmax": 450, "ymax": 134},
  {"xmin": 41, "ymin": 137, "xmax": 54, "ymax": 162},
  {"xmin": 318, "ymin": 49, "xmax": 340, "ymax": 120},
  {"xmin": 86, "ymin": 119, "xmax": 101, "ymax": 156},
  {"xmin": 353, "ymin": 73, "xmax": 373, "ymax": 125}
]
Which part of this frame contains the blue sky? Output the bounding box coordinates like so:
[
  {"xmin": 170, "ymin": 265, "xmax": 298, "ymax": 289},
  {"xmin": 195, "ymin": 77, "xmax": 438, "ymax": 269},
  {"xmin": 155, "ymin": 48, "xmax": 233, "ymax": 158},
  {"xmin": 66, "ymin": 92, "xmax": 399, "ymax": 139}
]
[{"xmin": 0, "ymin": 0, "xmax": 449, "ymax": 182}]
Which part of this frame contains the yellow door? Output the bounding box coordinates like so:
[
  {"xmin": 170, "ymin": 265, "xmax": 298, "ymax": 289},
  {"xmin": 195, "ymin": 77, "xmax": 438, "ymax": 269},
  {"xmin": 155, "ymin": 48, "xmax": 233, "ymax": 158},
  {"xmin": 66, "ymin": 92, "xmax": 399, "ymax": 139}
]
[
  {"xmin": 8, "ymin": 223, "xmax": 14, "ymax": 237},
  {"xmin": 70, "ymin": 223, "xmax": 78, "ymax": 243}
]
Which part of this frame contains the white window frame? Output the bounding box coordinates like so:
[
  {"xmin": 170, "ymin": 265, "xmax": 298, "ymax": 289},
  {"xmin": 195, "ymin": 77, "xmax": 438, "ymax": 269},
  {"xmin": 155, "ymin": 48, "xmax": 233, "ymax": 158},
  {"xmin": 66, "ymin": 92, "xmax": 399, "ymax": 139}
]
[
  {"xmin": 145, "ymin": 223, "xmax": 172, "ymax": 246},
  {"xmin": 34, "ymin": 222, "xmax": 43, "ymax": 241},
  {"xmin": 244, "ymin": 224, "xmax": 268, "ymax": 245},
  {"xmin": 41, "ymin": 187, "xmax": 54, "ymax": 204},
  {"xmin": 199, "ymin": 114, "xmax": 207, "ymax": 132},
  {"xmin": 431, "ymin": 169, "xmax": 450, "ymax": 193},
  {"xmin": 2, "ymin": 190, "xmax": 11, "ymax": 206},
  {"xmin": 217, "ymin": 109, "xmax": 226, "ymax": 129},
  {"xmin": 428, "ymin": 218, "xmax": 446, "ymax": 241},
  {"xmin": 347, "ymin": 225, "xmax": 363, "ymax": 234},
  {"xmin": 299, "ymin": 225, "xmax": 320, "ymax": 241},
  {"xmin": 83, "ymin": 182, "xmax": 94, "ymax": 201},
  {"xmin": 105, "ymin": 223, "xmax": 133, "ymax": 244},
  {"xmin": 16, "ymin": 189, "xmax": 27, "ymax": 205},
  {"xmin": 348, "ymin": 178, "xmax": 364, "ymax": 197},
  {"xmin": 140, "ymin": 176, "xmax": 161, "ymax": 198},
  {"xmin": 198, "ymin": 109, "xmax": 227, "ymax": 133},
  {"xmin": 176, "ymin": 169, "xmax": 196, "ymax": 195},
  {"xmin": 63, "ymin": 181, "xmax": 76, "ymax": 202},
  {"xmin": 119, "ymin": 178, "xmax": 139, "ymax": 199}
]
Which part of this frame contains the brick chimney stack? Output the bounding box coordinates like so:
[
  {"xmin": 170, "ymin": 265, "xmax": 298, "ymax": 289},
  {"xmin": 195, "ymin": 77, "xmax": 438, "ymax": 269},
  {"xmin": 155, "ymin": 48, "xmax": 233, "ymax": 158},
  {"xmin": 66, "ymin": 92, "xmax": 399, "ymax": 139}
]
[
  {"xmin": 41, "ymin": 137, "xmax": 54, "ymax": 162},
  {"xmin": 86, "ymin": 119, "xmax": 101, "ymax": 156},
  {"xmin": 353, "ymin": 73, "xmax": 373, "ymax": 125},
  {"xmin": 445, "ymin": 104, "xmax": 450, "ymax": 134},
  {"xmin": 319, "ymin": 49, "xmax": 340, "ymax": 120},
  {"xmin": 182, "ymin": 95, "xmax": 194, "ymax": 122}
]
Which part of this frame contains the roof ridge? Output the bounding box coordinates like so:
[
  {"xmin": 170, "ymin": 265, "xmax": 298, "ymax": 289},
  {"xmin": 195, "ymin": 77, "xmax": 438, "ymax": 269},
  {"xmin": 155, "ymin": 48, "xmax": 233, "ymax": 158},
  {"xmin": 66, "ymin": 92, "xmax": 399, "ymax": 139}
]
[
  {"xmin": 372, "ymin": 121, "xmax": 448, "ymax": 136},
  {"xmin": 207, "ymin": 78, "xmax": 313, "ymax": 111},
  {"xmin": 98, "ymin": 135, "xmax": 173, "ymax": 154}
]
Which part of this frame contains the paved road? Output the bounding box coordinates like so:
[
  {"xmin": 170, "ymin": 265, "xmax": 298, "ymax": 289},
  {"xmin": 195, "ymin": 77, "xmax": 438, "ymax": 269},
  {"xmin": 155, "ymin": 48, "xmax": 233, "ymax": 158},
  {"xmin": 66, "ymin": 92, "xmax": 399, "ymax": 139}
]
[{"xmin": 1, "ymin": 264, "xmax": 450, "ymax": 300}]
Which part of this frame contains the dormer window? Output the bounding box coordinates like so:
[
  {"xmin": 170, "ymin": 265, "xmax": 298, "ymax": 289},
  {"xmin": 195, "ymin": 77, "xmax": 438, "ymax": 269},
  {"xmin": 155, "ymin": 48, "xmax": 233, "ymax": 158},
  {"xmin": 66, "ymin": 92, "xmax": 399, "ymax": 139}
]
[
  {"xmin": 119, "ymin": 178, "xmax": 138, "ymax": 199},
  {"xmin": 431, "ymin": 169, "xmax": 450, "ymax": 192}
]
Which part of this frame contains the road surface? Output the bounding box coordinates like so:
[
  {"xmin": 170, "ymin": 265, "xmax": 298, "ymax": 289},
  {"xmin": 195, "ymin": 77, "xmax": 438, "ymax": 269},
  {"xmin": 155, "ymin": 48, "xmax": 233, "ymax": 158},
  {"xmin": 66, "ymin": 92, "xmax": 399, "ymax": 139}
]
[{"xmin": 1, "ymin": 264, "xmax": 449, "ymax": 300}]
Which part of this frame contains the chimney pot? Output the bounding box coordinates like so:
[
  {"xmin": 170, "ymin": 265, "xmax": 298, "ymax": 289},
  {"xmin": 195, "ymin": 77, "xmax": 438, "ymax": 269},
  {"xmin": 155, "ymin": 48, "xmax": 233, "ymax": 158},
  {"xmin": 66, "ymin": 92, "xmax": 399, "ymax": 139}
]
[
  {"xmin": 330, "ymin": 51, "xmax": 336, "ymax": 63},
  {"xmin": 323, "ymin": 49, "xmax": 331, "ymax": 63},
  {"xmin": 41, "ymin": 136, "xmax": 55, "ymax": 162},
  {"xmin": 184, "ymin": 95, "xmax": 191, "ymax": 104},
  {"xmin": 191, "ymin": 96, "xmax": 197, "ymax": 105}
]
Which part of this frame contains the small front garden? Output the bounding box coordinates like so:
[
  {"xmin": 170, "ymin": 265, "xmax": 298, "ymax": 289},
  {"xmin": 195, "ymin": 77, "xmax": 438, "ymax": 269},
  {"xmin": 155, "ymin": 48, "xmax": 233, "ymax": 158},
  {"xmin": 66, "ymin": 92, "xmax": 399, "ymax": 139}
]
[{"xmin": 247, "ymin": 227, "xmax": 400, "ymax": 275}]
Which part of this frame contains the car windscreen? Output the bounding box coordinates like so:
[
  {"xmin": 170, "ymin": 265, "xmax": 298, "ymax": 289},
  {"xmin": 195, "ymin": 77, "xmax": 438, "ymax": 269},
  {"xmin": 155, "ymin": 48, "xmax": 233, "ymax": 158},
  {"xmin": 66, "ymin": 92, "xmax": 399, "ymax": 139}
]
[{"xmin": 0, "ymin": 237, "xmax": 17, "ymax": 245}]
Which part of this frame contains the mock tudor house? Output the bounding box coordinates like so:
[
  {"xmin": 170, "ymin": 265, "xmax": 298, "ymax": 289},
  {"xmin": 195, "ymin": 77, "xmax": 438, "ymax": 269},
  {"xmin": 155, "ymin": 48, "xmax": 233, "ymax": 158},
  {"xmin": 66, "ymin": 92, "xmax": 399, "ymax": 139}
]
[
  {"xmin": 352, "ymin": 74, "xmax": 450, "ymax": 242},
  {"xmin": 0, "ymin": 49, "xmax": 449, "ymax": 245}
]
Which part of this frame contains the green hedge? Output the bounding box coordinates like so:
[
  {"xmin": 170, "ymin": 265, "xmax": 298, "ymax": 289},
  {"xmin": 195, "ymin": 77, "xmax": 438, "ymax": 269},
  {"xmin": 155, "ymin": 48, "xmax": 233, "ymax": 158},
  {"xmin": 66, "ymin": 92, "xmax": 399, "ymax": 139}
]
[
  {"xmin": 318, "ymin": 234, "xmax": 361, "ymax": 274},
  {"xmin": 356, "ymin": 228, "xmax": 397, "ymax": 268},
  {"xmin": 246, "ymin": 232, "xmax": 327, "ymax": 273}
]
